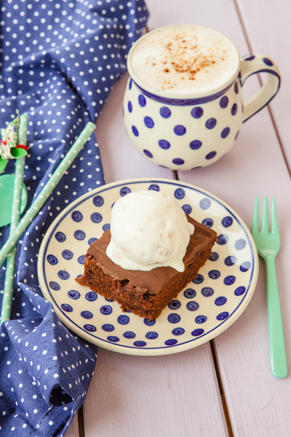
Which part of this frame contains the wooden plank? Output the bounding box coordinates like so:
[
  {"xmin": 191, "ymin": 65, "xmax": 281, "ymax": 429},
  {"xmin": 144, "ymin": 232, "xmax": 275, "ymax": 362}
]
[
  {"xmin": 180, "ymin": 110, "xmax": 291, "ymax": 435},
  {"xmin": 84, "ymin": 346, "xmax": 227, "ymax": 437},
  {"xmin": 82, "ymin": 50, "xmax": 228, "ymax": 437},
  {"xmin": 145, "ymin": 0, "xmax": 291, "ymax": 435},
  {"xmin": 65, "ymin": 414, "xmax": 80, "ymax": 437},
  {"xmin": 235, "ymin": 0, "xmax": 291, "ymax": 171}
]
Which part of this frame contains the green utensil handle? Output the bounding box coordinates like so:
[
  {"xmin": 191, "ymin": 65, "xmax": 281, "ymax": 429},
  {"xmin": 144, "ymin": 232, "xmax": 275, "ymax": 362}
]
[{"xmin": 266, "ymin": 256, "xmax": 288, "ymax": 378}]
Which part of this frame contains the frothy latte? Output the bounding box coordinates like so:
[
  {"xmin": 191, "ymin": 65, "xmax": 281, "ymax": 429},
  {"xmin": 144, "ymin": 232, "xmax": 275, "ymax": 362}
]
[{"xmin": 129, "ymin": 25, "xmax": 239, "ymax": 96}]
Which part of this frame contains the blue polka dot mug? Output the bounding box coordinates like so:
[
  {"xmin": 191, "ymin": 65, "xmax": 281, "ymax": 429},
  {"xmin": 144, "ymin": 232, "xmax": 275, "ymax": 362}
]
[{"xmin": 123, "ymin": 25, "xmax": 280, "ymax": 171}]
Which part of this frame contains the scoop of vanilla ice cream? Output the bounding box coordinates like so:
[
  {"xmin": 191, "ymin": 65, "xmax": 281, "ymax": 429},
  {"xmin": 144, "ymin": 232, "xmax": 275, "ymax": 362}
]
[{"xmin": 106, "ymin": 190, "xmax": 195, "ymax": 272}]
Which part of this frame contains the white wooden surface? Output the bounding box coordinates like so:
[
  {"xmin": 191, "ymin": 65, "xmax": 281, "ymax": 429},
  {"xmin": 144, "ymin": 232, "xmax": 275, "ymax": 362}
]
[
  {"xmin": 66, "ymin": 415, "xmax": 79, "ymax": 437},
  {"xmin": 82, "ymin": 63, "xmax": 228, "ymax": 437},
  {"xmin": 84, "ymin": 346, "xmax": 227, "ymax": 437},
  {"xmin": 236, "ymin": 0, "xmax": 291, "ymax": 170},
  {"xmin": 73, "ymin": 1, "xmax": 291, "ymax": 435}
]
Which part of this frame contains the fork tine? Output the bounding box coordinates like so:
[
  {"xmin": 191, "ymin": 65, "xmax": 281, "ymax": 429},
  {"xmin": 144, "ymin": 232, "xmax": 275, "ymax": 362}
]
[
  {"xmin": 251, "ymin": 197, "xmax": 259, "ymax": 233},
  {"xmin": 261, "ymin": 196, "xmax": 269, "ymax": 233},
  {"xmin": 271, "ymin": 197, "xmax": 279, "ymax": 235}
]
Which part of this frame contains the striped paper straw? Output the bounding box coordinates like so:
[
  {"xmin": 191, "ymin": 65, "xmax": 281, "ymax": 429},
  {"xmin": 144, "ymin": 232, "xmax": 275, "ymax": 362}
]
[
  {"xmin": 0, "ymin": 121, "xmax": 96, "ymax": 270},
  {"xmin": 0, "ymin": 114, "xmax": 28, "ymax": 323}
]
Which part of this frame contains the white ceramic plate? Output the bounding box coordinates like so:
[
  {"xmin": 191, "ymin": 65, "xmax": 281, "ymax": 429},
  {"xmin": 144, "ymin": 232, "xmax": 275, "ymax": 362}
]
[{"xmin": 38, "ymin": 178, "xmax": 258, "ymax": 356}]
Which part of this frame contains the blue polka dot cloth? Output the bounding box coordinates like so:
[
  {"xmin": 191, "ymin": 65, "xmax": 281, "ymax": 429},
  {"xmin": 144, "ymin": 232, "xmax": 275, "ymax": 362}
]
[{"xmin": 0, "ymin": 1, "xmax": 148, "ymax": 436}]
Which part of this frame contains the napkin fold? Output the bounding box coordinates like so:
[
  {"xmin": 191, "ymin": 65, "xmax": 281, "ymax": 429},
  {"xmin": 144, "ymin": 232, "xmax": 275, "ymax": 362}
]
[{"xmin": 0, "ymin": 1, "xmax": 149, "ymax": 435}]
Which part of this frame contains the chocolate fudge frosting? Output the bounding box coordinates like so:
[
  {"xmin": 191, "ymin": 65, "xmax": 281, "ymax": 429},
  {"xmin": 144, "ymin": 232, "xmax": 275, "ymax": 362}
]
[{"xmin": 86, "ymin": 216, "xmax": 217, "ymax": 295}]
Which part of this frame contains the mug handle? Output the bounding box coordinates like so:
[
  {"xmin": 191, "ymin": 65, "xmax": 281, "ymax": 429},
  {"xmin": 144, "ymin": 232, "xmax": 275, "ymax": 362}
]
[{"xmin": 240, "ymin": 54, "xmax": 281, "ymax": 123}]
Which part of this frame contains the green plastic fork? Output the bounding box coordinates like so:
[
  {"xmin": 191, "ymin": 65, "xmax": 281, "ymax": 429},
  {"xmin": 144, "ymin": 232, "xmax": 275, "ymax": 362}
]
[{"xmin": 251, "ymin": 197, "xmax": 288, "ymax": 378}]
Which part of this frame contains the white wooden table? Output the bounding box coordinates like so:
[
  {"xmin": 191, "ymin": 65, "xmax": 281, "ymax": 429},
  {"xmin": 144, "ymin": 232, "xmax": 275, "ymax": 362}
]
[{"xmin": 66, "ymin": 0, "xmax": 291, "ymax": 435}]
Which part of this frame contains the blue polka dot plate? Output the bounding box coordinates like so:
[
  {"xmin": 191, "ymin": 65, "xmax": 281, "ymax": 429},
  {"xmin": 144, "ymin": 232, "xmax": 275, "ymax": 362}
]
[{"xmin": 38, "ymin": 178, "xmax": 258, "ymax": 356}]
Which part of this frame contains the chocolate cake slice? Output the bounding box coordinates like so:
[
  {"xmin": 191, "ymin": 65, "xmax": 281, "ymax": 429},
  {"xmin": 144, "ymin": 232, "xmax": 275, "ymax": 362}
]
[{"xmin": 76, "ymin": 216, "xmax": 217, "ymax": 321}]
